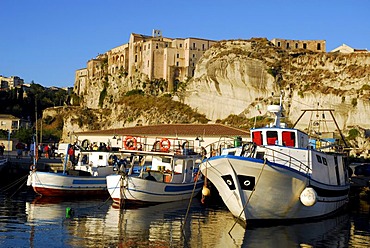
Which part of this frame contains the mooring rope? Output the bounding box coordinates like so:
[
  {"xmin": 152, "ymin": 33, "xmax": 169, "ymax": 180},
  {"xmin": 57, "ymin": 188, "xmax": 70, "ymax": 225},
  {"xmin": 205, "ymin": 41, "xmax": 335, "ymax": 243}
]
[
  {"xmin": 180, "ymin": 168, "xmax": 202, "ymax": 247},
  {"xmin": 0, "ymin": 173, "xmax": 29, "ymax": 193}
]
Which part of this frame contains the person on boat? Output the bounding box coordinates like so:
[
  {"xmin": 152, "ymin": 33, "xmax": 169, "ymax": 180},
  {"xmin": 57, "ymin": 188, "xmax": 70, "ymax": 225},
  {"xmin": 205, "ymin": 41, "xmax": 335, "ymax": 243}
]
[
  {"xmin": 0, "ymin": 143, "xmax": 4, "ymax": 157},
  {"xmin": 118, "ymin": 158, "xmax": 128, "ymax": 172},
  {"xmin": 145, "ymin": 170, "xmax": 156, "ymax": 181},
  {"xmin": 68, "ymin": 145, "xmax": 75, "ymax": 164},
  {"xmin": 44, "ymin": 144, "xmax": 49, "ymax": 158}
]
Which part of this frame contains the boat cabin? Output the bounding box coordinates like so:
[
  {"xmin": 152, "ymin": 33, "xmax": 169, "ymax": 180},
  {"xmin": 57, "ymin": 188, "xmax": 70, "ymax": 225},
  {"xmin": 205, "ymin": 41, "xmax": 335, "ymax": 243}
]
[{"xmin": 251, "ymin": 127, "xmax": 309, "ymax": 149}]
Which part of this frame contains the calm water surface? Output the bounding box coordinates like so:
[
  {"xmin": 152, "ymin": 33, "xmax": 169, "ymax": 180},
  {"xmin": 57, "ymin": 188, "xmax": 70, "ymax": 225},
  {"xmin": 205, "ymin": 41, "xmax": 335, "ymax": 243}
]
[{"xmin": 1, "ymin": 187, "xmax": 370, "ymax": 247}]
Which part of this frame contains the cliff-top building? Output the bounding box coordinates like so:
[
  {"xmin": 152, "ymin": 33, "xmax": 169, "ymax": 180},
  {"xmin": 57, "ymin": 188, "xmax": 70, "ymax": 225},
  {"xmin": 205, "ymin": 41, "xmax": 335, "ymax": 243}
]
[
  {"xmin": 0, "ymin": 75, "xmax": 24, "ymax": 91},
  {"xmin": 74, "ymin": 33, "xmax": 331, "ymax": 96},
  {"xmin": 271, "ymin": 38, "xmax": 326, "ymax": 52},
  {"xmin": 74, "ymin": 30, "xmax": 217, "ymax": 95}
]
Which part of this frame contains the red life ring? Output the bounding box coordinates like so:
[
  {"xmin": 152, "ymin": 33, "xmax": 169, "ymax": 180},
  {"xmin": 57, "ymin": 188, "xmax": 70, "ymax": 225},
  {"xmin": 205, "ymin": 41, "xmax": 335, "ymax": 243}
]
[
  {"xmin": 160, "ymin": 138, "xmax": 171, "ymax": 152},
  {"xmin": 123, "ymin": 136, "xmax": 137, "ymax": 150}
]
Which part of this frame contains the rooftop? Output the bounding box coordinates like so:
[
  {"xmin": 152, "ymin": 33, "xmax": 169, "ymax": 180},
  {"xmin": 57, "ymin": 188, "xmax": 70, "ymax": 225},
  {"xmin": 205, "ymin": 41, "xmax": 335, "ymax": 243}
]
[{"xmin": 75, "ymin": 124, "xmax": 250, "ymax": 137}]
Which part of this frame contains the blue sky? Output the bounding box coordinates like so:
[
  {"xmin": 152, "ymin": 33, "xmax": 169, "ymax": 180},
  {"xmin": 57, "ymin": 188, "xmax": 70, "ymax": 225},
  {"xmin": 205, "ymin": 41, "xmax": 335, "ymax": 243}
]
[{"xmin": 1, "ymin": 0, "xmax": 369, "ymax": 88}]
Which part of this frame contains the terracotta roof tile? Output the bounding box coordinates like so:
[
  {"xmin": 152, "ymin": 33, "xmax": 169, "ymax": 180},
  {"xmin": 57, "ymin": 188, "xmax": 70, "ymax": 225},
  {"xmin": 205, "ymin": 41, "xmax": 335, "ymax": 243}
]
[{"xmin": 76, "ymin": 124, "xmax": 249, "ymax": 137}]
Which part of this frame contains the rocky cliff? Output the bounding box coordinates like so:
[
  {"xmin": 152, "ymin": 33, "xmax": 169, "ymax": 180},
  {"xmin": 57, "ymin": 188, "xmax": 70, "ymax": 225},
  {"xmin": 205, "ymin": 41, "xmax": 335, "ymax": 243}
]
[
  {"xmin": 184, "ymin": 38, "xmax": 370, "ymax": 131},
  {"xmin": 44, "ymin": 38, "xmax": 370, "ymax": 153}
]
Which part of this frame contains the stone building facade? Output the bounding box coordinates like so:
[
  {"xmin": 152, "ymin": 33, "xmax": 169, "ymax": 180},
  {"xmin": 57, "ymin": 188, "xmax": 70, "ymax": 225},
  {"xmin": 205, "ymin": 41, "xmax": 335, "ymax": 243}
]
[
  {"xmin": 0, "ymin": 75, "xmax": 24, "ymax": 90},
  {"xmin": 271, "ymin": 38, "xmax": 326, "ymax": 52},
  {"xmin": 74, "ymin": 30, "xmax": 217, "ymax": 94}
]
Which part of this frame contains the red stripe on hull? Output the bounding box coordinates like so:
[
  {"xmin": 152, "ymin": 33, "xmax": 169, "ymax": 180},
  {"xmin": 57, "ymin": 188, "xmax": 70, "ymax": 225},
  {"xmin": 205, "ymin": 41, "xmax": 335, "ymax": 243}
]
[{"xmin": 33, "ymin": 187, "xmax": 109, "ymax": 197}]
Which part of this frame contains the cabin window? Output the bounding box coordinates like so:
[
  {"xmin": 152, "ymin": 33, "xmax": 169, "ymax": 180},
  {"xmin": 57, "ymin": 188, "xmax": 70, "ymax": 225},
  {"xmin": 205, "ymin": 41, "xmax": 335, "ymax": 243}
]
[
  {"xmin": 252, "ymin": 131, "xmax": 263, "ymax": 146},
  {"xmin": 162, "ymin": 157, "xmax": 171, "ymax": 163},
  {"xmin": 282, "ymin": 131, "xmax": 295, "ymax": 147},
  {"xmin": 266, "ymin": 131, "xmax": 278, "ymax": 145}
]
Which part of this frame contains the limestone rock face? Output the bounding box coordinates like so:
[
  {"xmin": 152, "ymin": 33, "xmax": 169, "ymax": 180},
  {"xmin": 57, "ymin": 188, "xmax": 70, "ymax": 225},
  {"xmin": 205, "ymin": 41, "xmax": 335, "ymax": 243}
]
[
  {"xmin": 183, "ymin": 39, "xmax": 370, "ymax": 131},
  {"xmin": 64, "ymin": 38, "xmax": 370, "ymax": 153}
]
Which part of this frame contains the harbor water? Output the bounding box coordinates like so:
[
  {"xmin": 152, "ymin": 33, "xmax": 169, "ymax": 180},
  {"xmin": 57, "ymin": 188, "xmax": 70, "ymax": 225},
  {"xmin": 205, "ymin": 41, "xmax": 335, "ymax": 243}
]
[{"xmin": 1, "ymin": 179, "xmax": 370, "ymax": 247}]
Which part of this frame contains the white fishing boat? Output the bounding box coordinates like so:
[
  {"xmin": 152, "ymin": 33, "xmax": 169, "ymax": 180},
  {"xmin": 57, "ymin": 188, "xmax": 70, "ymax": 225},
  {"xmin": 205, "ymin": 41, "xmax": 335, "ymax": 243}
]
[
  {"xmin": 27, "ymin": 147, "xmax": 117, "ymax": 197},
  {"xmin": 106, "ymin": 137, "xmax": 204, "ymax": 206},
  {"xmin": 200, "ymin": 95, "xmax": 350, "ymax": 222}
]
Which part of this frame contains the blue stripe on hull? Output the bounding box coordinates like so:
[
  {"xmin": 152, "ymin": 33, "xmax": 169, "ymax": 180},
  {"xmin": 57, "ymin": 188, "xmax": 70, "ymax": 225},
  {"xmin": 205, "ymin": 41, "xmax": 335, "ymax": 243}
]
[
  {"xmin": 164, "ymin": 182, "xmax": 203, "ymax": 192},
  {"xmin": 72, "ymin": 179, "xmax": 106, "ymax": 184}
]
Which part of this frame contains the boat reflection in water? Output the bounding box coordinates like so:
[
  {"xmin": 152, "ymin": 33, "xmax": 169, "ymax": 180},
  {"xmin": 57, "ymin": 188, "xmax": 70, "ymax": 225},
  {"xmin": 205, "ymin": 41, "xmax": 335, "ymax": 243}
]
[{"xmin": 23, "ymin": 196, "xmax": 357, "ymax": 247}]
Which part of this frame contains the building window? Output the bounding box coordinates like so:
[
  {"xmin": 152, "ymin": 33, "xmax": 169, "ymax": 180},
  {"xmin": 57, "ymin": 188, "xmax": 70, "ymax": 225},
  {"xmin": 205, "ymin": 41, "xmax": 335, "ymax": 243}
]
[
  {"xmin": 317, "ymin": 43, "xmax": 321, "ymax": 50},
  {"xmin": 303, "ymin": 43, "xmax": 307, "ymax": 49},
  {"xmin": 193, "ymin": 43, "xmax": 196, "ymax": 49},
  {"xmin": 180, "ymin": 44, "xmax": 182, "ymax": 48},
  {"xmin": 192, "ymin": 63, "xmax": 195, "ymax": 67},
  {"xmin": 286, "ymin": 43, "xmax": 290, "ymax": 49},
  {"xmin": 148, "ymin": 44, "xmax": 150, "ymax": 49},
  {"xmin": 147, "ymin": 60, "xmax": 149, "ymax": 67},
  {"xmin": 135, "ymin": 55, "xmax": 137, "ymax": 63},
  {"xmin": 156, "ymin": 43, "xmax": 158, "ymax": 49},
  {"xmin": 176, "ymin": 62, "xmax": 179, "ymax": 66},
  {"xmin": 177, "ymin": 53, "xmax": 179, "ymax": 58},
  {"xmin": 295, "ymin": 43, "xmax": 298, "ymax": 48},
  {"xmin": 202, "ymin": 44, "xmax": 205, "ymax": 50},
  {"xmin": 192, "ymin": 54, "xmax": 195, "ymax": 58},
  {"xmin": 277, "ymin": 42, "xmax": 281, "ymax": 47}
]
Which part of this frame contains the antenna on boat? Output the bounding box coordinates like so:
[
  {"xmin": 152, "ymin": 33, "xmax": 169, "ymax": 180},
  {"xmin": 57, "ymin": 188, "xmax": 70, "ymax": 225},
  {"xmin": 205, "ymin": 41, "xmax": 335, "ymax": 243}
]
[{"xmin": 267, "ymin": 91, "xmax": 284, "ymax": 128}]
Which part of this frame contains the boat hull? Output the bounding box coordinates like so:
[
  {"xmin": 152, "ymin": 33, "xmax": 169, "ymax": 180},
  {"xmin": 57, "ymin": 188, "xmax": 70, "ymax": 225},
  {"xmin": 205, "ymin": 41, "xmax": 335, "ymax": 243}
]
[
  {"xmin": 106, "ymin": 174, "xmax": 203, "ymax": 204},
  {"xmin": 27, "ymin": 171, "xmax": 109, "ymax": 197},
  {"xmin": 200, "ymin": 155, "xmax": 349, "ymax": 221}
]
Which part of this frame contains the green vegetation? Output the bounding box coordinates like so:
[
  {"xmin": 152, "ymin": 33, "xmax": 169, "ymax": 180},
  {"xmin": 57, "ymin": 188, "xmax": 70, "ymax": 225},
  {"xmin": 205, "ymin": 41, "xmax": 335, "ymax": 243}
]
[
  {"xmin": 125, "ymin": 89, "xmax": 144, "ymax": 96},
  {"xmin": 0, "ymin": 83, "xmax": 68, "ymax": 121},
  {"xmin": 118, "ymin": 95, "xmax": 209, "ymax": 124},
  {"xmin": 347, "ymin": 128, "xmax": 360, "ymax": 140},
  {"xmin": 216, "ymin": 114, "xmax": 274, "ymax": 130},
  {"xmin": 99, "ymin": 88, "xmax": 107, "ymax": 107},
  {"xmin": 0, "ymin": 83, "xmax": 69, "ymax": 142},
  {"xmin": 361, "ymin": 84, "xmax": 370, "ymax": 90}
]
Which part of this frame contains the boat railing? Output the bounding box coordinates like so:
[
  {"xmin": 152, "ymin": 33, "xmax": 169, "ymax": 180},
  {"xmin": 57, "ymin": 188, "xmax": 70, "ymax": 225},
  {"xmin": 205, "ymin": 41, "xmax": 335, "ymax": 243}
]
[
  {"xmin": 263, "ymin": 146, "xmax": 312, "ymax": 174},
  {"xmin": 120, "ymin": 136, "xmax": 199, "ymax": 155},
  {"xmin": 202, "ymin": 136, "xmax": 237, "ymax": 156}
]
